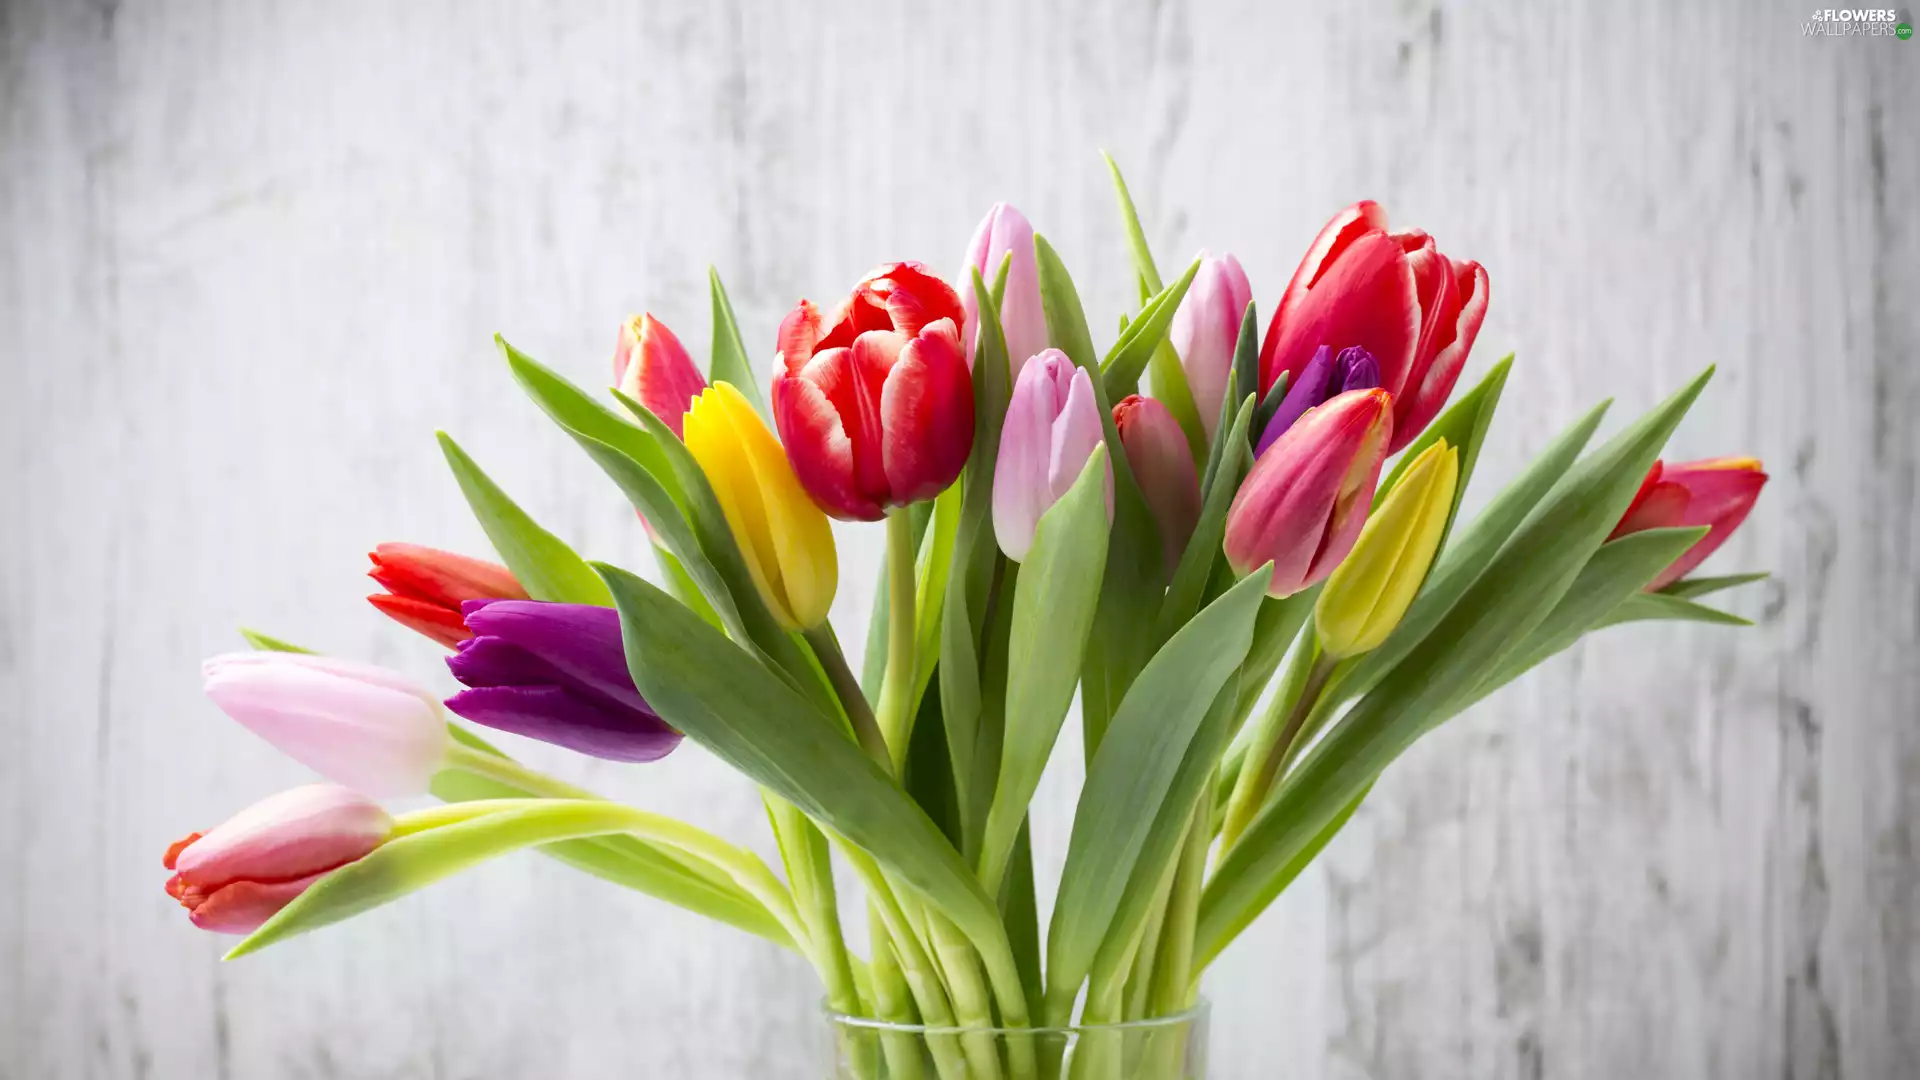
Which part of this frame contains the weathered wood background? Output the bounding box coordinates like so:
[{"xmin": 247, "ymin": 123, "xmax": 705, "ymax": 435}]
[{"xmin": 3, "ymin": 1, "xmax": 1915, "ymax": 1076}]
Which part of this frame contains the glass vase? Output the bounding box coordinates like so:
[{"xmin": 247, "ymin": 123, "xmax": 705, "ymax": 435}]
[{"xmin": 821, "ymin": 1001, "xmax": 1209, "ymax": 1080}]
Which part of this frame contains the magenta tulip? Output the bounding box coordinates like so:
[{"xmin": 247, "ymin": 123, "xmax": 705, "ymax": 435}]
[
  {"xmin": 1224, "ymin": 388, "xmax": 1394, "ymax": 597},
  {"xmin": 1610, "ymin": 457, "xmax": 1768, "ymax": 590},
  {"xmin": 1259, "ymin": 203, "xmax": 1488, "ymax": 453},
  {"xmin": 613, "ymin": 313, "xmax": 706, "ymax": 437}
]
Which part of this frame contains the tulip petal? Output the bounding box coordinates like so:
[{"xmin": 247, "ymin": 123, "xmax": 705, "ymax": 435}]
[
  {"xmin": 445, "ymin": 685, "xmax": 682, "ymax": 763},
  {"xmin": 203, "ymin": 660, "xmax": 449, "ymax": 797},
  {"xmin": 1172, "ymin": 252, "xmax": 1254, "ymax": 440},
  {"xmin": 880, "ymin": 319, "xmax": 974, "ymax": 504},
  {"xmin": 715, "ymin": 383, "xmax": 839, "ymax": 628},
  {"xmin": 368, "ymin": 544, "xmax": 527, "ymax": 608},
  {"xmin": 1391, "ymin": 259, "xmax": 1489, "ymax": 452},
  {"xmin": 1261, "ymin": 229, "xmax": 1420, "ymax": 402},
  {"xmin": 187, "ymin": 873, "xmax": 329, "ymax": 934},
  {"xmin": 616, "ymin": 314, "xmax": 707, "ymax": 438},
  {"xmin": 171, "ymin": 784, "xmax": 392, "ymax": 891},
  {"xmin": 1258, "ymin": 345, "xmax": 1336, "ymax": 456},
  {"xmin": 773, "ymin": 343, "xmax": 885, "ymax": 521},
  {"xmin": 456, "ymin": 600, "xmax": 647, "ymax": 714},
  {"xmin": 994, "ymin": 351, "xmax": 1070, "ymax": 561},
  {"xmin": 366, "ymin": 593, "xmax": 471, "ymax": 648}
]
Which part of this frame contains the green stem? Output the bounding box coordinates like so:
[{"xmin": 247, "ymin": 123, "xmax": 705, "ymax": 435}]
[
  {"xmin": 1217, "ymin": 646, "xmax": 1334, "ymax": 853},
  {"xmin": 767, "ymin": 797, "xmax": 860, "ymax": 1016},
  {"xmin": 805, "ymin": 624, "xmax": 893, "ymax": 768},
  {"xmin": 877, "ymin": 508, "xmax": 921, "ymax": 771},
  {"xmin": 442, "ymin": 743, "xmax": 733, "ymax": 889}
]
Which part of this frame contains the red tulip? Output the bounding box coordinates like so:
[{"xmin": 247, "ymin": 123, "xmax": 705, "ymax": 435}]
[
  {"xmin": 164, "ymin": 784, "xmax": 392, "ymax": 934},
  {"xmin": 1259, "ymin": 203, "xmax": 1488, "ymax": 453},
  {"xmin": 613, "ymin": 313, "xmax": 706, "ymax": 437},
  {"xmin": 1114, "ymin": 394, "xmax": 1201, "ymax": 576},
  {"xmin": 771, "ymin": 263, "xmax": 975, "ymax": 521},
  {"xmin": 368, "ymin": 544, "xmax": 528, "ymax": 647},
  {"xmin": 1223, "ymin": 388, "xmax": 1393, "ymax": 597},
  {"xmin": 1610, "ymin": 457, "xmax": 1768, "ymax": 590}
]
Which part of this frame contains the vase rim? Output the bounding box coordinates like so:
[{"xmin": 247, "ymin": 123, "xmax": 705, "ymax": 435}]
[{"xmin": 821, "ymin": 997, "xmax": 1209, "ymax": 1036}]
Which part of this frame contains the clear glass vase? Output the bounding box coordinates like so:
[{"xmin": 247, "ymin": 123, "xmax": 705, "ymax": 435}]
[{"xmin": 821, "ymin": 1001, "xmax": 1209, "ymax": 1080}]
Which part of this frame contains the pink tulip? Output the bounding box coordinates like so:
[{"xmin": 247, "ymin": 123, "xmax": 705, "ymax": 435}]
[
  {"xmin": 1610, "ymin": 457, "xmax": 1768, "ymax": 590},
  {"xmin": 613, "ymin": 313, "xmax": 706, "ymax": 437},
  {"xmin": 992, "ymin": 349, "xmax": 1111, "ymax": 562},
  {"xmin": 959, "ymin": 203, "xmax": 1049, "ymax": 380},
  {"xmin": 1223, "ymin": 388, "xmax": 1394, "ymax": 597},
  {"xmin": 1114, "ymin": 394, "xmax": 1201, "ymax": 576},
  {"xmin": 165, "ymin": 783, "xmax": 392, "ymax": 934},
  {"xmin": 1259, "ymin": 203, "xmax": 1488, "ymax": 452},
  {"xmin": 1168, "ymin": 252, "xmax": 1253, "ymax": 441},
  {"xmin": 202, "ymin": 652, "xmax": 450, "ymax": 796}
]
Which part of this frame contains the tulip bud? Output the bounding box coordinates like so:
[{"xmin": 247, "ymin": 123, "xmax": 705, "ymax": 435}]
[
  {"xmin": 613, "ymin": 313, "xmax": 707, "ymax": 437},
  {"xmin": 202, "ymin": 652, "xmax": 450, "ymax": 796},
  {"xmin": 959, "ymin": 203, "xmax": 1049, "ymax": 379},
  {"xmin": 771, "ymin": 264, "xmax": 974, "ymax": 521},
  {"xmin": 164, "ymin": 783, "xmax": 393, "ymax": 933},
  {"xmin": 445, "ymin": 599, "xmax": 681, "ymax": 762},
  {"xmin": 684, "ymin": 382, "xmax": 839, "ymax": 628},
  {"xmin": 1223, "ymin": 388, "xmax": 1393, "ymax": 597},
  {"xmin": 367, "ymin": 543, "xmax": 528, "ymax": 648},
  {"xmin": 992, "ymin": 350, "xmax": 1113, "ymax": 562},
  {"xmin": 1168, "ymin": 252, "xmax": 1253, "ymax": 441},
  {"xmin": 1315, "ymin": 438, "xmax": 1459, "ymax": 657},
  {"xmin": 1114, "ymin": 394, "xmax": 1201, "ymax": 576},
  {"xmin": 1260, "ymin": 203, "xmax": 1488, "ymax": 452},
  {"xmin": 1609, "ymin": 456, "xmax": 1768, "ymax": 590},
  {"xmin": 1255, "ymin": 345, "xmax": 1382, "ymax": 457}
]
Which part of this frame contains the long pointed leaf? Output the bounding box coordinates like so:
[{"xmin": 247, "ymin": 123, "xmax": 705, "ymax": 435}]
[
  {"xmin": 708, "ymin": 267, "xmax": 769, "ymax": 420},
  {"xmin": 436, "ymin": 432, "xmax": 613, "ymax": 606}
]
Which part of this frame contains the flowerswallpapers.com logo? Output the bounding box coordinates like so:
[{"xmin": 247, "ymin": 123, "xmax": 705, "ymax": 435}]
[{"xmin": 1803, "ymin": 7, "xmax": 1911, "ymax": 35}]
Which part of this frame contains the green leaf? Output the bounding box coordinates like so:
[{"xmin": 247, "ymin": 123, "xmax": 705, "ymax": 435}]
[
  {"xmin": 428, "ymin": 769, "xmax": 791, "ymax": 948},
  {"xmin": 1376, "ymin": 355, "xmax": 1513, "ymax": 537},
  {"xmin": 1100, "ymin": 259, "xmax": 1201, "ymax": 398},
  {"xmin": 1035, "ymin": 233, "xmax": 1168, "ymax": 754},
  {"xmin": 1203, "ymin": 304, "xmax": 1263, "ymax": 491},
  {"xmin": 979, "ymin": 446, "xmax": 1112, "ymax": 892},
  {"xmin": 1659, "ymin": 571, "xmax": 1770, "ymax": 599},
  {"xmin": 1034, "ymin": 234, "xmax": 1099, "ymax": 374},
  {"xmin": 227, "ymin": 799, "xmax": 794, "ymax": 960},
  {"xmin": 708, "ymin": 267, "xmax": 769, "ymax": 421},
  {"xmin": 1045, "ymin": 568, "xmax": 1270, "ymax": 1019},
  {"xmin": 596, "ymin": 564, "xmax": 1015, "ymax": 975},
  {"xmin": 436, "ymin": 432, "xmax": 613, "ymax": 606},
  {"xmin": 1599, "ymin": 590, "xmax": 1753, "ymax": 629},
  {"xmin": 1198, "ymin": 370, "xmax": 1716, "ymax": 968},
  {"xmin": 655, "ymin": 544, "xmax": 723, "ymax": 631},
  {"xmin": 238, "ymin": 628, "xmax": 312, "ymax": 653},
  {"xmin": 1102, "ymin": 151, "xmax": 1164, "ymax": 293},
  {"xmin": 939, "ymin": 267, "xmax": 1017, "ymax": 855},
  {"xmin": 1157, "ymin": 394, "xmax": 1254, "ymax": 643},
  {"xmin": 1468, "ymin": 526, "xmax": 1712, "ymax": 703}
]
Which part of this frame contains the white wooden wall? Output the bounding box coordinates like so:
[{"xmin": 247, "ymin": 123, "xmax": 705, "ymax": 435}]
[{"xmin": 3, "ymin": 1, "xmax": 1915, "ymax": 1077}]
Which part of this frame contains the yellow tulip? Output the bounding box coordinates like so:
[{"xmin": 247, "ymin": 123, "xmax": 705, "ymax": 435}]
[
  {"xmin": 683, "ymin": 382, "xmax": 838, "ymax": 629},
  {"xmin": 1315, "ymin": 438, "xmax": 1459, "ymax": 658}
]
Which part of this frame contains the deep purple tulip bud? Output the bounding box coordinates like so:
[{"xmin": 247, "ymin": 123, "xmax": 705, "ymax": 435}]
[
  {"xmin": 1256, "ymin": 345, "xmax": 1382, "ymax": 457},
  {"xmin": 445, "ymin": 600, "xmax": 681, "ymax": 763}
]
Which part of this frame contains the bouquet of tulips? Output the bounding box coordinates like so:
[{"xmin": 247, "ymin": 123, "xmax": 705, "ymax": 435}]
[{"xmin": 166, "ymin": 157, "xmax": 1767, "ymax": 1078}]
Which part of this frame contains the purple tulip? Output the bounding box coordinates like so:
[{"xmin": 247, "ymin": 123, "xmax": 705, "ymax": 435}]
[
  {"xmin": 1255, "ymin": 345, "xmax": 1382, "ymax": 457},
  {"xmin": 445, "ymin": 600, "xmax": 682, "ymax": 763}
]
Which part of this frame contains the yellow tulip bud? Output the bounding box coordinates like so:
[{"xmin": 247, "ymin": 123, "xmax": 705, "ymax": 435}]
[
  {"xmin": 683, "ymin": 382, "xmax": 838, "ymax": 629},
  {"xmin": 1315, "ymin": 438, "xmax": 1459, "ymax": 658}
]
